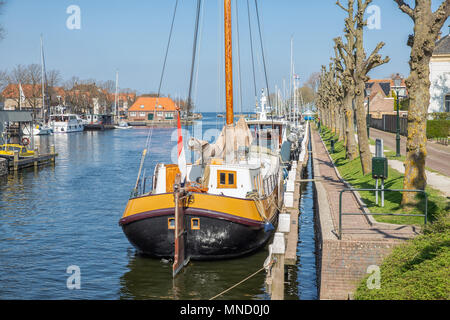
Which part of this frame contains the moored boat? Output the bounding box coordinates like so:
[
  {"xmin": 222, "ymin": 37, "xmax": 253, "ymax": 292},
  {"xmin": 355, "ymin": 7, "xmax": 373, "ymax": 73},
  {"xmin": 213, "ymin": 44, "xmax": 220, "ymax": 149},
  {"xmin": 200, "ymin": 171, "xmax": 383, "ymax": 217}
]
[
  {"xmin": 50, "ymin": 114, "xmax": 84, "ymax": 133},
  {"xmin": 119, "ymin": 0, "xmax": 284, "ymax": 273}
]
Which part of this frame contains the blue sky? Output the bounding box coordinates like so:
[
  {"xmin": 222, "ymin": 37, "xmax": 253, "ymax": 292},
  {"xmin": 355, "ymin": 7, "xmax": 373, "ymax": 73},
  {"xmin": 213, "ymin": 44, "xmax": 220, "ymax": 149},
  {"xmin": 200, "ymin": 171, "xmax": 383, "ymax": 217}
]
[{"xmin": 0, "ymin": 0, "xmax": 448, "ymax": 112}]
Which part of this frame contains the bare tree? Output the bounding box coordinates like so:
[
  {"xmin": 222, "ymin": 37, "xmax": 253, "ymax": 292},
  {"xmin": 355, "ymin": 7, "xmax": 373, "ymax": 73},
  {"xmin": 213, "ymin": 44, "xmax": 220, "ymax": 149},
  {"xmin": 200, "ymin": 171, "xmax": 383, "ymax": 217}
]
[
  {"xmin": 305, "ymin": 72, "xmax": 321, "ymax": 94},
  {"xmin": 46, "ymin": 70, "xmax": 62, "ymax": 87},
  {"xmin": 353, "ymin": 0, "xmax": 390, "ymax": 175},
  {"xmin": 334, "ymin": 0, "xmax": 358, "ymax": 160},
  {"xmin": 393, "ymin": 0, "xmax": 450, "ymax": 205},
  {"xmin": 0, "ymin": 69, "xmax": 7, "ymax": 92},
  {"xmin": 0, "ymin": 1, "xmax": 6, "ymax": 40}
]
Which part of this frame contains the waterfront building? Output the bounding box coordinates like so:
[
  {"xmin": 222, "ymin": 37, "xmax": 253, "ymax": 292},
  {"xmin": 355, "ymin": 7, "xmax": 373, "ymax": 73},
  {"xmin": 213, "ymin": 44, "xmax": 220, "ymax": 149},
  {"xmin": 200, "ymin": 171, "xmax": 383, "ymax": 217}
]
[
  {"xmin": 127, "ymin": 97, "xmax": 178, "ymax": 122},
  {"xmin": 430, "ymin": 32, "xmax": 450, "ymax": 114}
]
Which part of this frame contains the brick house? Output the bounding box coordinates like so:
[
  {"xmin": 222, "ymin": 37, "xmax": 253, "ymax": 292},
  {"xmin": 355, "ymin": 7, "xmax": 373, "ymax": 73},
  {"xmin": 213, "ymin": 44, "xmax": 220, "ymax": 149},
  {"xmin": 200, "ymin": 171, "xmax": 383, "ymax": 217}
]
[
  {"xmin": 127, "ymin": 97, "xmax": 178, "ymax": 122},
  {"xmin": 365, "ymin": 78, "xmax": 408, "ymax": 118}
]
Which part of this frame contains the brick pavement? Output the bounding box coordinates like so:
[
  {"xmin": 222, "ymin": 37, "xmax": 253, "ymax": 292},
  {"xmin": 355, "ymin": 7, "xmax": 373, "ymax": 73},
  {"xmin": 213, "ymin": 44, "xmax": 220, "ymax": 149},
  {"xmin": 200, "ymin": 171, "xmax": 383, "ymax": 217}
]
[{"xmin": 312, "ymin": 129, "xmax": 420, "ymax": 242}]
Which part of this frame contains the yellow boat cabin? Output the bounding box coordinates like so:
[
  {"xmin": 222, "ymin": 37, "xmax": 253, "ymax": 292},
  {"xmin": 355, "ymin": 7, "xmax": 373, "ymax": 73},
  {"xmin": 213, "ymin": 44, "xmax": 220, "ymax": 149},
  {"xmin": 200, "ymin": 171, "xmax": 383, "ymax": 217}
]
[{"xmin": 0, "ymin": 144, "xmax": 35, "ymax": 158}]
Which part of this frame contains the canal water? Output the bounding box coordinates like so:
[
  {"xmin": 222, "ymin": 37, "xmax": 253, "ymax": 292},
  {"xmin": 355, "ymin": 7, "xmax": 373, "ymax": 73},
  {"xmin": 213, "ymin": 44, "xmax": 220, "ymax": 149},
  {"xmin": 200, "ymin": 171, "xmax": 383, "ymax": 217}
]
[
  {"xmin": 286, "ymin": 130, "xmax": 318, "ymax": 300},
  {"xmin": 0, "ymin": 113, "xmax": 317, "ymax": 300}
]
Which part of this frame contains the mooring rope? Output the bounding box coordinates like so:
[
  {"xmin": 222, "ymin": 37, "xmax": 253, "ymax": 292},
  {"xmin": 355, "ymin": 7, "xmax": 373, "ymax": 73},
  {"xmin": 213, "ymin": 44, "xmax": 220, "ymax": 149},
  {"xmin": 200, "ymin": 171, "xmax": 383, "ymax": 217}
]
[{"xmin": 209, "ymin": 260, "xmax": 274, "ymax": 300}]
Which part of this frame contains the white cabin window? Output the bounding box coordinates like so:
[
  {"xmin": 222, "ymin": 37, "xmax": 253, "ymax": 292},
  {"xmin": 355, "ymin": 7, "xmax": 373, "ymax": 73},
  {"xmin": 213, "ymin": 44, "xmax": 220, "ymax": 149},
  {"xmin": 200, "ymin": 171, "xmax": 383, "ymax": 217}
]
[
  {"xmin": 140, "ymin": 112, "xmax": 146, "ymax": 117},
  {"xmin": 130, "ymin": 112, "xmax": 136, "ymax": 117}
]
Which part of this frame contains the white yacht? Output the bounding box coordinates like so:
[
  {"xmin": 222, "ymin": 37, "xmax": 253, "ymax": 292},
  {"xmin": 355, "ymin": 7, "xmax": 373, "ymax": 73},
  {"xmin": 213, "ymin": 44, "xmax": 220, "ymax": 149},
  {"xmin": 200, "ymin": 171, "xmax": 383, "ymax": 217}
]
[{"xmin": 50, "ymin": 114, "xmax": 85, "ymax": 133}]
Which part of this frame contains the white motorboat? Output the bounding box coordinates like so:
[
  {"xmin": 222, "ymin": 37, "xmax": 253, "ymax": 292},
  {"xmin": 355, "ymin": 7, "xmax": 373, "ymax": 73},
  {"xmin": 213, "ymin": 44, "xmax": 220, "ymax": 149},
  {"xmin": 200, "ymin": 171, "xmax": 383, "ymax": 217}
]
[
  {"xmin": 115, "ymin": 121, "xmax": 132, "ymax": 130},
  {"xmin": 23, "ymin": 123, "xmax": 53, "ymax": 136},
  {"xmin": 50, "ymin": 114, "xmax": 85, "ymax": 133}
]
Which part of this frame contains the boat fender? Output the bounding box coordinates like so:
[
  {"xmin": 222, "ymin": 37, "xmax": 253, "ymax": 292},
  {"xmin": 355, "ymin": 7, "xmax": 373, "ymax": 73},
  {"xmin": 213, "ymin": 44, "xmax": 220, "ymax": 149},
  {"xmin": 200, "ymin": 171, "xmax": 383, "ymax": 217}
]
[
  {"xmin": 264, "ymin": 222, "xmax": 275, "ymax": 233},
  {"xmin": 282, "ymin": 168, "xmax": 289, "ymax": 180},
  {"xmin": 22, "ymin": 137, "xmax": 30, "ymax": 146}
]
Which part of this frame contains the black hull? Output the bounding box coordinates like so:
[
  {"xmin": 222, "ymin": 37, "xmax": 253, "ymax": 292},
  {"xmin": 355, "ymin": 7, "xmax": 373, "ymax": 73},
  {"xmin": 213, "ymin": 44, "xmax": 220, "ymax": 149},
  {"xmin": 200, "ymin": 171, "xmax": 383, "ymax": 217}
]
[{"xmin": 121, "ymin": 209, "xmax": 277, "ymax": 261}]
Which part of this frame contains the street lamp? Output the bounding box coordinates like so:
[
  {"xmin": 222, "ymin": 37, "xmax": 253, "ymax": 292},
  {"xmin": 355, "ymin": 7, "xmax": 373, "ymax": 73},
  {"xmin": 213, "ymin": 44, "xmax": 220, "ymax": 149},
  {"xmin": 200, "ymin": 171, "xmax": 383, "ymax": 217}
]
[
  {"xmin": 365, "ymin": 87, "xmax": 371, "ymax": 139},
  {"xmin": 394, "ymin": 76, "xmax": 402, "ymax": 157}
]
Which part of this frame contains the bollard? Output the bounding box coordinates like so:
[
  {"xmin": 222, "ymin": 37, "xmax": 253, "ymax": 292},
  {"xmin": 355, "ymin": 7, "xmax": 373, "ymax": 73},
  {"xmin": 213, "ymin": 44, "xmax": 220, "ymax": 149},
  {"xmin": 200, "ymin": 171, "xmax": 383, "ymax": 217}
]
[
  {"xmin": 50, "ymin": 145, "xmax": 56, "ymax": 163},
  {"xmin": 13, "ymin": 150, "xmax": 19, "ymax": 171},
  {"xmin": 330, "ymin": 139, "xmax": 335, "ymax": 153},
  {"xmin": 34, "ymin": 148, "xmax": 39, "ymax": 168}
]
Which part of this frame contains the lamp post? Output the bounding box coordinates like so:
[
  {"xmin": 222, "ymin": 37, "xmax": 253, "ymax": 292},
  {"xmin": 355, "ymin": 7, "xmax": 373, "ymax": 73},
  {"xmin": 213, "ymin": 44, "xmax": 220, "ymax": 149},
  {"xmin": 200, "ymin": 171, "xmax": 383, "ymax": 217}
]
[
  {"xmin": 365, "ymin": 87, "xmax": 371, "ymax": 139},
  {"xmin": 394, "ymin": 76, "xmax": 402, "ymax": 157}
]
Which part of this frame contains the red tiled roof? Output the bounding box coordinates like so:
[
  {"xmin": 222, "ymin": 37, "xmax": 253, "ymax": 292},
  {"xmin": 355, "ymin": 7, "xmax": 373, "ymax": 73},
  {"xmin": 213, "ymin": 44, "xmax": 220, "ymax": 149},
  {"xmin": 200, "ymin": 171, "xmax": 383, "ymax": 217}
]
[
  {"xmin": 368, "ymin": 79, "xmax": 407, "ymax": 87},
  {"xmin": 128, "ymin": 97, "xmax": 178, "ymax": 112}
]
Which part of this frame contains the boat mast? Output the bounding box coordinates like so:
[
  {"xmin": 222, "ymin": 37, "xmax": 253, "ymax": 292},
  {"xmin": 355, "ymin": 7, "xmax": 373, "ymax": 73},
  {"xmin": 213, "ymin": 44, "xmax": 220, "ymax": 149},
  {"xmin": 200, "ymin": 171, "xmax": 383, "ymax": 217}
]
[
  {"xmin": 225, "ymin": 0, "xmax": 234, "ymax": 126},
  {"xmin": 115, "ymin": 70, "xmax": 119, "ymax": 124},
  {"xmin": 40, "ymin": 35, "xmax": 45, "ymax": 122}
]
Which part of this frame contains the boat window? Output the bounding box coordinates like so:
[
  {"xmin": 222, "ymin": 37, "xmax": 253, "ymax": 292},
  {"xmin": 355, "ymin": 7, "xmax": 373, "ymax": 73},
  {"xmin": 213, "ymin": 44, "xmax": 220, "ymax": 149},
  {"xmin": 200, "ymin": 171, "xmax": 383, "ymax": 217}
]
[
  {"xmin": 168, "ymin": 218, "xmax": 175, "ymax": 230},
  {"xmin": 217, "ymin": 170, "xmax": 237, "ymax": 189},
  {"xmin": 191, "ymin": 218, "xmax": 200, "ymax": 230},
  {"xmin": 228, "ymin": 173, "xmax": 234, "ymax": 185},
  {"xmin": 220, "ymin": 173, "xmax": 226, "ymax": 185}
]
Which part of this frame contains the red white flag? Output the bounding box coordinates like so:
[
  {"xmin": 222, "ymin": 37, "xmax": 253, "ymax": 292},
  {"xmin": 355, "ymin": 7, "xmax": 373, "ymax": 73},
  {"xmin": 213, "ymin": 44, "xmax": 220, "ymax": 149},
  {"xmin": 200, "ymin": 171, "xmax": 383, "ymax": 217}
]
[{"xmin": 177, "ymin": 109, "xmax": 187, "ymax": 183}]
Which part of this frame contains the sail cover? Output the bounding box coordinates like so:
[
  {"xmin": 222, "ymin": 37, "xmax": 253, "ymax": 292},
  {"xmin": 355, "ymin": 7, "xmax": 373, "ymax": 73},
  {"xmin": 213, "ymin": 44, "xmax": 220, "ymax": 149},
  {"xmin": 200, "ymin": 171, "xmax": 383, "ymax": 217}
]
[{"xmin": 189, "ymin": 117, "xmax": 253, "ymax": 163}]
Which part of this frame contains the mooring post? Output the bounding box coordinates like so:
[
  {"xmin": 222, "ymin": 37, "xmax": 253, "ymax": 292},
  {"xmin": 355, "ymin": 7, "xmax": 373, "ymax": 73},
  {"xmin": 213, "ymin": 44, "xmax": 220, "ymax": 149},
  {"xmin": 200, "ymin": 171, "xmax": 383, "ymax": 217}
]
[
  {"xmin": 271, "ymin": 232, "xmax": 285, "ymax": 300},
  {"xmin": 271, "ymin": 253, "xmax": 285, "ymax": 300},
  {"xmin": 13, "ymin": 150, "xmax": 19, "ymax": 171},
  {"xmin": 34, "ymin": 147, "xmax": 39, "ymax": 168},
  {"xmin": 50, "ymin": 145, "xmax": 55, "ymax": 163}
]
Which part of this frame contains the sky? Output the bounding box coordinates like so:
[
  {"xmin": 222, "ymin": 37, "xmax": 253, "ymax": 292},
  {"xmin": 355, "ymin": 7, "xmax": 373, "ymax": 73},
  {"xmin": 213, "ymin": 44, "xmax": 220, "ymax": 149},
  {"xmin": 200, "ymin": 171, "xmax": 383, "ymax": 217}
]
[{"xmin": 0, "ymin": 0, "xmax": 448, "ymax": 112}]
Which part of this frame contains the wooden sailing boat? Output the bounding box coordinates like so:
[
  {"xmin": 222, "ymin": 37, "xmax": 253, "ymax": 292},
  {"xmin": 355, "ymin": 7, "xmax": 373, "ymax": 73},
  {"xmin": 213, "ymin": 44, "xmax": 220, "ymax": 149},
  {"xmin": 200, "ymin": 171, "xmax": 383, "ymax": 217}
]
[{"xmin": 119, "ymin": 0, "xmax": 283, "ymax": 274}]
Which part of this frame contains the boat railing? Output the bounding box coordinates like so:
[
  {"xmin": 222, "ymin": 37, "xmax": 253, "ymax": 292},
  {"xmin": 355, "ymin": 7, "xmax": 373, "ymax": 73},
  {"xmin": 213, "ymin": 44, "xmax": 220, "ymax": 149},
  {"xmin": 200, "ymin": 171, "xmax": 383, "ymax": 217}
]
[{"xmin": 263, "ymin": 172, "xmax": 279, "ymax": 197}]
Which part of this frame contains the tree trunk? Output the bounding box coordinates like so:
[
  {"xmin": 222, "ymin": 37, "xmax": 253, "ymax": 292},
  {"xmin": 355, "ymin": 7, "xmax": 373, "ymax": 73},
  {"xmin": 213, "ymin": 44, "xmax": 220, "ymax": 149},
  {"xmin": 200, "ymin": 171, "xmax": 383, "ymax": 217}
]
[
  {"xmin": 402, "ymin": 23, "xmax": 432, "ymax": 204},
  {"xmin": 354, "ymin": 81, "xmax": 372, "ymax": 175},
  {"xmin": 343, "ymin": 92, "xmax": 357, "ymax": 160}
]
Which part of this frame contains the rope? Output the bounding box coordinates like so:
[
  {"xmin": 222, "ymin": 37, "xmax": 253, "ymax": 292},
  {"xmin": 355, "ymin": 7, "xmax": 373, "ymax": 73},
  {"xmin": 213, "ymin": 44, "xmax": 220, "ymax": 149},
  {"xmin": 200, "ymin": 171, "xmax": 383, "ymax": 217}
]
[
  {"xmin": 186, "ymin": 0, "xmax": 202, "ymax": 116},
  {"xmin": 157, "ymin": 0, "xmax": 178, "ymax": 97},
  {"xmin": 246, "ymin": 0, "xmax": 258, "ymax": 110},
  {"xmin": 254, "ymin": 0, "xmax": 272, "ymax": 129},
  {"xmin": 209, "ymin": 262, "xmax": 273, "ymax": 300}
]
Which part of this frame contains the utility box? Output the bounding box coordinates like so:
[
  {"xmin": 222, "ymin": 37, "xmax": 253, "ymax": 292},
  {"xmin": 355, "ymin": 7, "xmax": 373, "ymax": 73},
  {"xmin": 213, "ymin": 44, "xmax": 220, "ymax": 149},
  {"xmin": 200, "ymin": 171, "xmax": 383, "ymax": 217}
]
[
  {"xmin": 330, "ymin": 139, "xmax": 336, "ymax": 153},
  {"xmin": 372, "ymin": 157, "xmax": 388, "ymax": 179}
]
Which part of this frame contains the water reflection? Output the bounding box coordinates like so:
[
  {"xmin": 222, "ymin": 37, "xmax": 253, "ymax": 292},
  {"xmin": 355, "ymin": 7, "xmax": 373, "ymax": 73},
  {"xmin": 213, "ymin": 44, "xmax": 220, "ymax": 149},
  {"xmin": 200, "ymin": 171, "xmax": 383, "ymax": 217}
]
[{"xmin": 119, "ymin": 250, "xmax": 270, "ymax": 300}]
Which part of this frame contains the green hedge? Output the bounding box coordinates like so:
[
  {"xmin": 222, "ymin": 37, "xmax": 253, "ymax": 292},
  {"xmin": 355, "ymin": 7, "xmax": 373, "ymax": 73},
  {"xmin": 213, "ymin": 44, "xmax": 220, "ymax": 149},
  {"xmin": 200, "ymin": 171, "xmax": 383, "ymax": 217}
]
[{"xmin": 427, "ymin": 120, "xmax": 450, "ymax": 139}]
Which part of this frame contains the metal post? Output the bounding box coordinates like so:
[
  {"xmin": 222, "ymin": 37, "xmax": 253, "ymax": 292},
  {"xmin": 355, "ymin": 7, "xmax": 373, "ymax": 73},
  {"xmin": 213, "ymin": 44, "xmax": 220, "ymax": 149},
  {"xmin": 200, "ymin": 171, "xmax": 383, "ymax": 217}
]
[
  {"xmin": 375, "ymin": 179, "xmax": 379, "ymax": 205},
  {"xmin": 381, "ymin": 179, "xmax": 385, "ymax": 208},
  {"xmin": 396, "ymin": 90, "xmax": 401, "ymax": 157}
]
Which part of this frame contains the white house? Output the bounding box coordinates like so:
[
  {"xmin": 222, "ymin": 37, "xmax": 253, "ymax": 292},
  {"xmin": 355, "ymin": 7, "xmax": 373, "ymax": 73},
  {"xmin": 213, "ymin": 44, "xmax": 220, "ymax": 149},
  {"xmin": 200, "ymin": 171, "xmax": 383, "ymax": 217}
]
[{"xmin": 430, "ymin": 33, "xmax": 450, "ymax": 114}]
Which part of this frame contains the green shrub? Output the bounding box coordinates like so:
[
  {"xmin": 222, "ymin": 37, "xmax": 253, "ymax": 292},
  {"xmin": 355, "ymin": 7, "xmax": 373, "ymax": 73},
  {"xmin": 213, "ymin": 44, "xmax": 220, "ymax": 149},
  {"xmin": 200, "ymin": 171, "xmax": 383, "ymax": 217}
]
[
  {"xmin": 427, "ymin": 120, "xmax": 450, "ymax": 139},
  {"xmin": 430, "ymin": 112, "xmax": 450, "ymax": 121}
]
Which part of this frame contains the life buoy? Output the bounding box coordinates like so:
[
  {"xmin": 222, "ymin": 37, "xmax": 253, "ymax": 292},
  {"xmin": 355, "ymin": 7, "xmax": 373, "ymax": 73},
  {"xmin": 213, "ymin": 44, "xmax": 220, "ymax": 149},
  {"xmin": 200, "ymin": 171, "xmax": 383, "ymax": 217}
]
[{"xmin": 22, "ymin": 137, "xmax": 30, "ymax": 146}]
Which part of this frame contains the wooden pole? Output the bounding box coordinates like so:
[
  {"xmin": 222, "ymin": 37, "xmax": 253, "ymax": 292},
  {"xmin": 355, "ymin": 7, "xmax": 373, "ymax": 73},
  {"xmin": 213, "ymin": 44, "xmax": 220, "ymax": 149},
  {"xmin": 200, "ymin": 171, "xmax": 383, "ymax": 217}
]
[
  {"xmin": 34, "ymin": 147, "xmax": 39, "ymax": 168},
  {"xmin": 271, "ymin": 254, "xmax": 285, "ymax": 300},
  {"xmin": 13, "ymin": 150, "xmax": 19, "ymax": 171},
  {"xmin": 224, "ymin": 0, "xmax": 234, "ymax": 126}
]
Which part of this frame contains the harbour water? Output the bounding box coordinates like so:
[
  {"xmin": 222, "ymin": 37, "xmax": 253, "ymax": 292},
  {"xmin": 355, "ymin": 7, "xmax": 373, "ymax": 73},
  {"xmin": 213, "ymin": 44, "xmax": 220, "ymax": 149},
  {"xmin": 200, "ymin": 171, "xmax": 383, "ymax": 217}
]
[{"xmin": 0, "ymin": 113, "xmax": 316, "ymax": 300}]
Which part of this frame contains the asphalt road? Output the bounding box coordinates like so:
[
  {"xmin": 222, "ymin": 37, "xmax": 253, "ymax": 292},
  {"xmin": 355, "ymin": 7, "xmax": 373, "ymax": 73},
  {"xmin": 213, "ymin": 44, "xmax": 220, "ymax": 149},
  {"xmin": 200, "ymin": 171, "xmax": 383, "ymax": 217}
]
[{"xmin": 370, "ymin": 128, "xmax": 450, "ymax": 177}]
